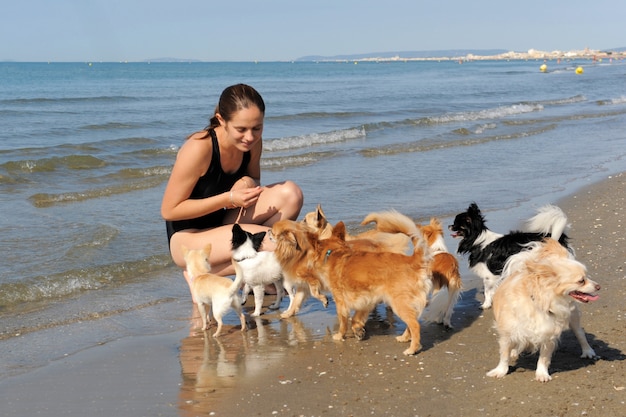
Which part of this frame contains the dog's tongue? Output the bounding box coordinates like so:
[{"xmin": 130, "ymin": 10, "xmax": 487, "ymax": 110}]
[{"xmin": 569, "ymin": 291, "xmax": 599, "ymax": 303}]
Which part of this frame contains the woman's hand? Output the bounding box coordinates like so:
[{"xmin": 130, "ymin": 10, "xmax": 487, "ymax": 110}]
[
  {"xmin": 229, "ymin": 177, "xmax": 263, "ymax": 208},
  {"xmin": 231, "ymin": 176, "xmax": 258, "ymax": 190}
]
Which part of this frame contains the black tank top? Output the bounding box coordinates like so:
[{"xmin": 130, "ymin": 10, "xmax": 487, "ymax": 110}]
[{"xmin": 165, "ymin": 129, "xmax": 251, "ymax": 242}]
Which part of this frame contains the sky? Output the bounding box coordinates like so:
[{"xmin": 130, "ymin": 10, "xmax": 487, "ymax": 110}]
[{"xmin": 2, "ymin": 0, "xmax": 624, "ymax": 62}]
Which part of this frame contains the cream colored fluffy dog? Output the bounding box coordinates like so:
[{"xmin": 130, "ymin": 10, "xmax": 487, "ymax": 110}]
[
  {"xmin": 182, "ymin": 244, "xmax": 247, "ymax": 337},
  {"xmin": 486, "ymin": 239, "xmax": 600, "ymax": 382}
]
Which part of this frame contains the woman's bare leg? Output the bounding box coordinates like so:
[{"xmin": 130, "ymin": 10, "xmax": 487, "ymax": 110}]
[{"xmin": 169, "ymin": 180, "xmax": 303, "ymax": 299}]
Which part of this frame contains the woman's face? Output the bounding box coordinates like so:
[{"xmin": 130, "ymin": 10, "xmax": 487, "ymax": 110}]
[{"xmin": 222, "ymin": 106, "xmax": 264, "ymax": 151}]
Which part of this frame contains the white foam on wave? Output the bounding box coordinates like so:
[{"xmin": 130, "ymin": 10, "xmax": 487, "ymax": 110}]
[
  {"xmin": 597, "ymin": 96, "xmax": 626, "ymax": 105},
  {"xmin": 431, "ymin": 103, "xmax": 544, "ymax": 124},
  {"xmin": 264, "ymin": 127, "xmax": 365, "ymax": 152}
]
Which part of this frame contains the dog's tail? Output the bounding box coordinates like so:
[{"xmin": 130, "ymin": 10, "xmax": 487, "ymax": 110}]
[
  {"xmin": 501, "ymin": 240, "xmax": 544, "ymax": 278},
  {"xmin": 524, "ymin": 204, "xmax": 569, "ymax": 241},
  {"xmin": 230, "ymin": 259, "xmax": 246, "ymax": 296},
  {"xmin": 410, "ymin": 226, "xmax": 433, "ymax": 268},
  {"xmin": 361, "ymin": 209, "xmax": 421, "ymax": 242}
]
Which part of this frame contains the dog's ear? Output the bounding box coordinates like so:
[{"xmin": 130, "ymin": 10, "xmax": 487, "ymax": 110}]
[
  {"xmin": 526, "ymin": 260, "xmax": 560, "ymax": 311},
  {"xmin": 253, "ymin": 231, "xmax": 267, "ymax": 251},
  {"xmin": 468, "ymin": 203, "xmax": 480, "ymax": 215},
  {"xmin": 316, "ymin": 204, "xmax": 326, "ymax": 222},
  {"xmin": 280, "ymin": 227, "xmax": 298, "ymax": 249},
  {"xmin": 332, "ymin": 221, "xmax": 347, "ymax": 240},
  {"xmin": 290, "ymin": 228, "xmax": 310, "ymax": 252}
]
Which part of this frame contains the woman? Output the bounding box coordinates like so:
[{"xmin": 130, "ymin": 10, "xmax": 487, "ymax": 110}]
[{"xmin": 161, "ymin": 84, "xmax": 303, "ymax": 299}]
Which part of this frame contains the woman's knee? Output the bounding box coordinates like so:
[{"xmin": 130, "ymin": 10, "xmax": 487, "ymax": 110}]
[
  {"xmin": 169, "ymin": 234, "xmax": 187, "ymax": 268},
  {"xmin": 279, "ymin": 180, "xmax": 303, "ymax": 215}
]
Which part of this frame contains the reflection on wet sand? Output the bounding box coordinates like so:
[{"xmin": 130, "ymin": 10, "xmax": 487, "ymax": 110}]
[
  {"xmin": 177, "ymin": 275, "xmax": 482, "ymax": 415},
  {"xmin": 177, "ymin": 305, "xmax": 315, "ymax": 416}
]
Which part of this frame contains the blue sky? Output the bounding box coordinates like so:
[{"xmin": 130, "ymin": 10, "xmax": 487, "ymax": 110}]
[{"xmin": 2, "ymin": 0, "xmax": 624, "ymax": 62}]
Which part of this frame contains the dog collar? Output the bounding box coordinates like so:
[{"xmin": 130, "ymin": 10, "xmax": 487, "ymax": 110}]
[
  {"xmin": 324, "ymin": 249, "xmax": 332, "ymax": 263},
  {"xmin": 233, "ymin": 256, "xmax": 252, "ymax": 262}
]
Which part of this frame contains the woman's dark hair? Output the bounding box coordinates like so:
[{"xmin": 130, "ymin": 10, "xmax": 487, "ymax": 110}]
[{"xmin": 207, "ymin": 84, "xmax": 265, "ymax": 129}]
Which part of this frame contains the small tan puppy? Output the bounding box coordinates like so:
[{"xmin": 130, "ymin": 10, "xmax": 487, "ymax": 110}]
[
  {"xmin": 182, "ymin": 244, "xmax": 247, "ymax": 337},
  {"xmin": 486, "ymin": 239, "xmax": 600, "ymax": 382}
]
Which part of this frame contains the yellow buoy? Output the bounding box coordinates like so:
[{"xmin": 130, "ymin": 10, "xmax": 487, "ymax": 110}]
[
  {"xmin": 575, "ymin": 66, "xmax": 584, "ymax": 74},
  {"xmin": 540, "ymin": 64, "xmax": 547, "ymax": 73}
]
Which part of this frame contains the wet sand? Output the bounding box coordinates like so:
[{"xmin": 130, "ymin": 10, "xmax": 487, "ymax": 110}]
[{"xmin": 1, "ymin": 172, "xmax": 624, "ymax": 417}]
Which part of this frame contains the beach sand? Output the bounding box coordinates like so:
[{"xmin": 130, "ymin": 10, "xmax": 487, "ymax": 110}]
[{"xmin": 1, "ymin": 173, "xmax": 624, "ymax": 417}]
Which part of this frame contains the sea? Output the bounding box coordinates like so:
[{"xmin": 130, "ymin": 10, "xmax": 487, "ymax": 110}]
[{"xmin": 1, "ymin": 59, "xmax": 625, "ymax": 379}]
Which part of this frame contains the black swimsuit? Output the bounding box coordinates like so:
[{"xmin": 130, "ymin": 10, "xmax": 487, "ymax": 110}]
[{"xmin": 165, "ymin": 129, "xmax": 250, "ymax": 243}]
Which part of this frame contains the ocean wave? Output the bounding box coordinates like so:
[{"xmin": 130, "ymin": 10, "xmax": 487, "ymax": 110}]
[
  {"xmin": 596, "ymin": 96, "xmax": 626, "ymax": 105},
  {"xmin": 1, "ymin": 155, "xmax": 107, "ymax": 173},
  {"xmin": 79, "ymin": 121, "xmax": 144, "ymax": 131},
  {"xmin": 0, "ymin": 255, "xmax": 172, "ymax": 308},
  {"xmin": 0, "ymin": 136, "xmax": 160, "ymax": 156},
  {"xmin": 101, "ymin": 165, "xmax": 172, "ymax": 180},
  {"xmin": 358, "ymin": 124, "xmax": 558, "ymax": 157},
  {"xmin": 524, "ymin": 94, "xmax": 586, "ymax": 106},
  {"xmin": 0, "ymin": 95, "xmax": 140, "ymax": 105},
  {"xmin": 504, "ymin": 108, "xmax": 626, "ymax": 126},
  {"xmin": 451, "ymin": 123, "xmax": 498, "ymax": 136},
  {"xmin": 261, "ymin": 151, "xmax": 337, "ymax": 170},
  {"xmin": 264, "ymin": 127, "xmax": 365, "ymax": 152},
  {"xmin": 429, "ymin": 103, "xmax": 544, "ymax": 123},
  {"xmin": 29, "ymin": 175, "xmax": 168, "ymax": 207},
  {"xmin": 268, "ymin": 110, "xmax": 372, "ymax": 121},
  {"xmin": 361, "ymin": 103, "xmax": 544, "ymax": 133}
]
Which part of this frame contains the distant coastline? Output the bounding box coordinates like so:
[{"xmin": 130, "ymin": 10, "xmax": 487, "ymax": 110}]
[{"xmin": 296, "ymin": 47, "xmax": 626, "ymax": 63}]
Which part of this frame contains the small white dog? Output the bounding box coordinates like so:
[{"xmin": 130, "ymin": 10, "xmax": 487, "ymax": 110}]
[
  {"xmin": 231, "ymin": 224, "xmax": 285, "ymax": 317},
  {"xmin": 182, "ymin": 244, "xmax": 247, "ymax": 337},
  {"xmin": 486, "ymin": 239, "xmax": 600, "ymax": 382}
]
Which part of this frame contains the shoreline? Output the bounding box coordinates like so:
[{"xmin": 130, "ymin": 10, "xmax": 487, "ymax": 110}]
[{"xmin": 1, "ymin": 172, "xmax": 624, "ymax": 416}]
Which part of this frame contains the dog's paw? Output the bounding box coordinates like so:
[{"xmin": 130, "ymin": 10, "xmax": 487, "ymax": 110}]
[
  {"xmin": 441, "ymin": 322, "xmax": 454, "ymax": 331},
  {"xmin": 321, "ymin": 296, "xmax": 329, "ymax": 308},
  {"xmin": 486, "ymin": 366, "xmax": 508, "ymax": 378},
  {"xmin": 268, "ymin": 303, "xmax": 281, "ymax": 310},
  {"xmin": 353, "ymin": 327, "xmax": 366, "ymax": 341},
  {"xmin": 332, "ymin": 333, "xmax": 345, "ymax": 341},
  {"xmin": 280, "ymin": 312, "xmax": 293, "ymax": 319},
  {"xmin": 402, "ymin": 345, "xmax": 421, "ymax": 356},
  {"xmin": 535, "ymin": 371, "xmax": 552, "ymax": 382},
  {"xmin": 580, "ymin": 348, "xmax": 599, "ymax": 359},
  {"xmin": 395, "ymin": 330, "xmax": 411, "ymax": 343},
  {"xmin": 250, "ymin": 311, "xmax": 262, "ymax": 318},
  {"xmin": 480, "ymin": 302, "xmax": 492, "ymax": 310}
]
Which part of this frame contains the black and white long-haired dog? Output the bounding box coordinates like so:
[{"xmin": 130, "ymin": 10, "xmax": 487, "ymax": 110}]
[{"xmin": 448, "ymin": 203, "xmax": 572, "ymax": 309}]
